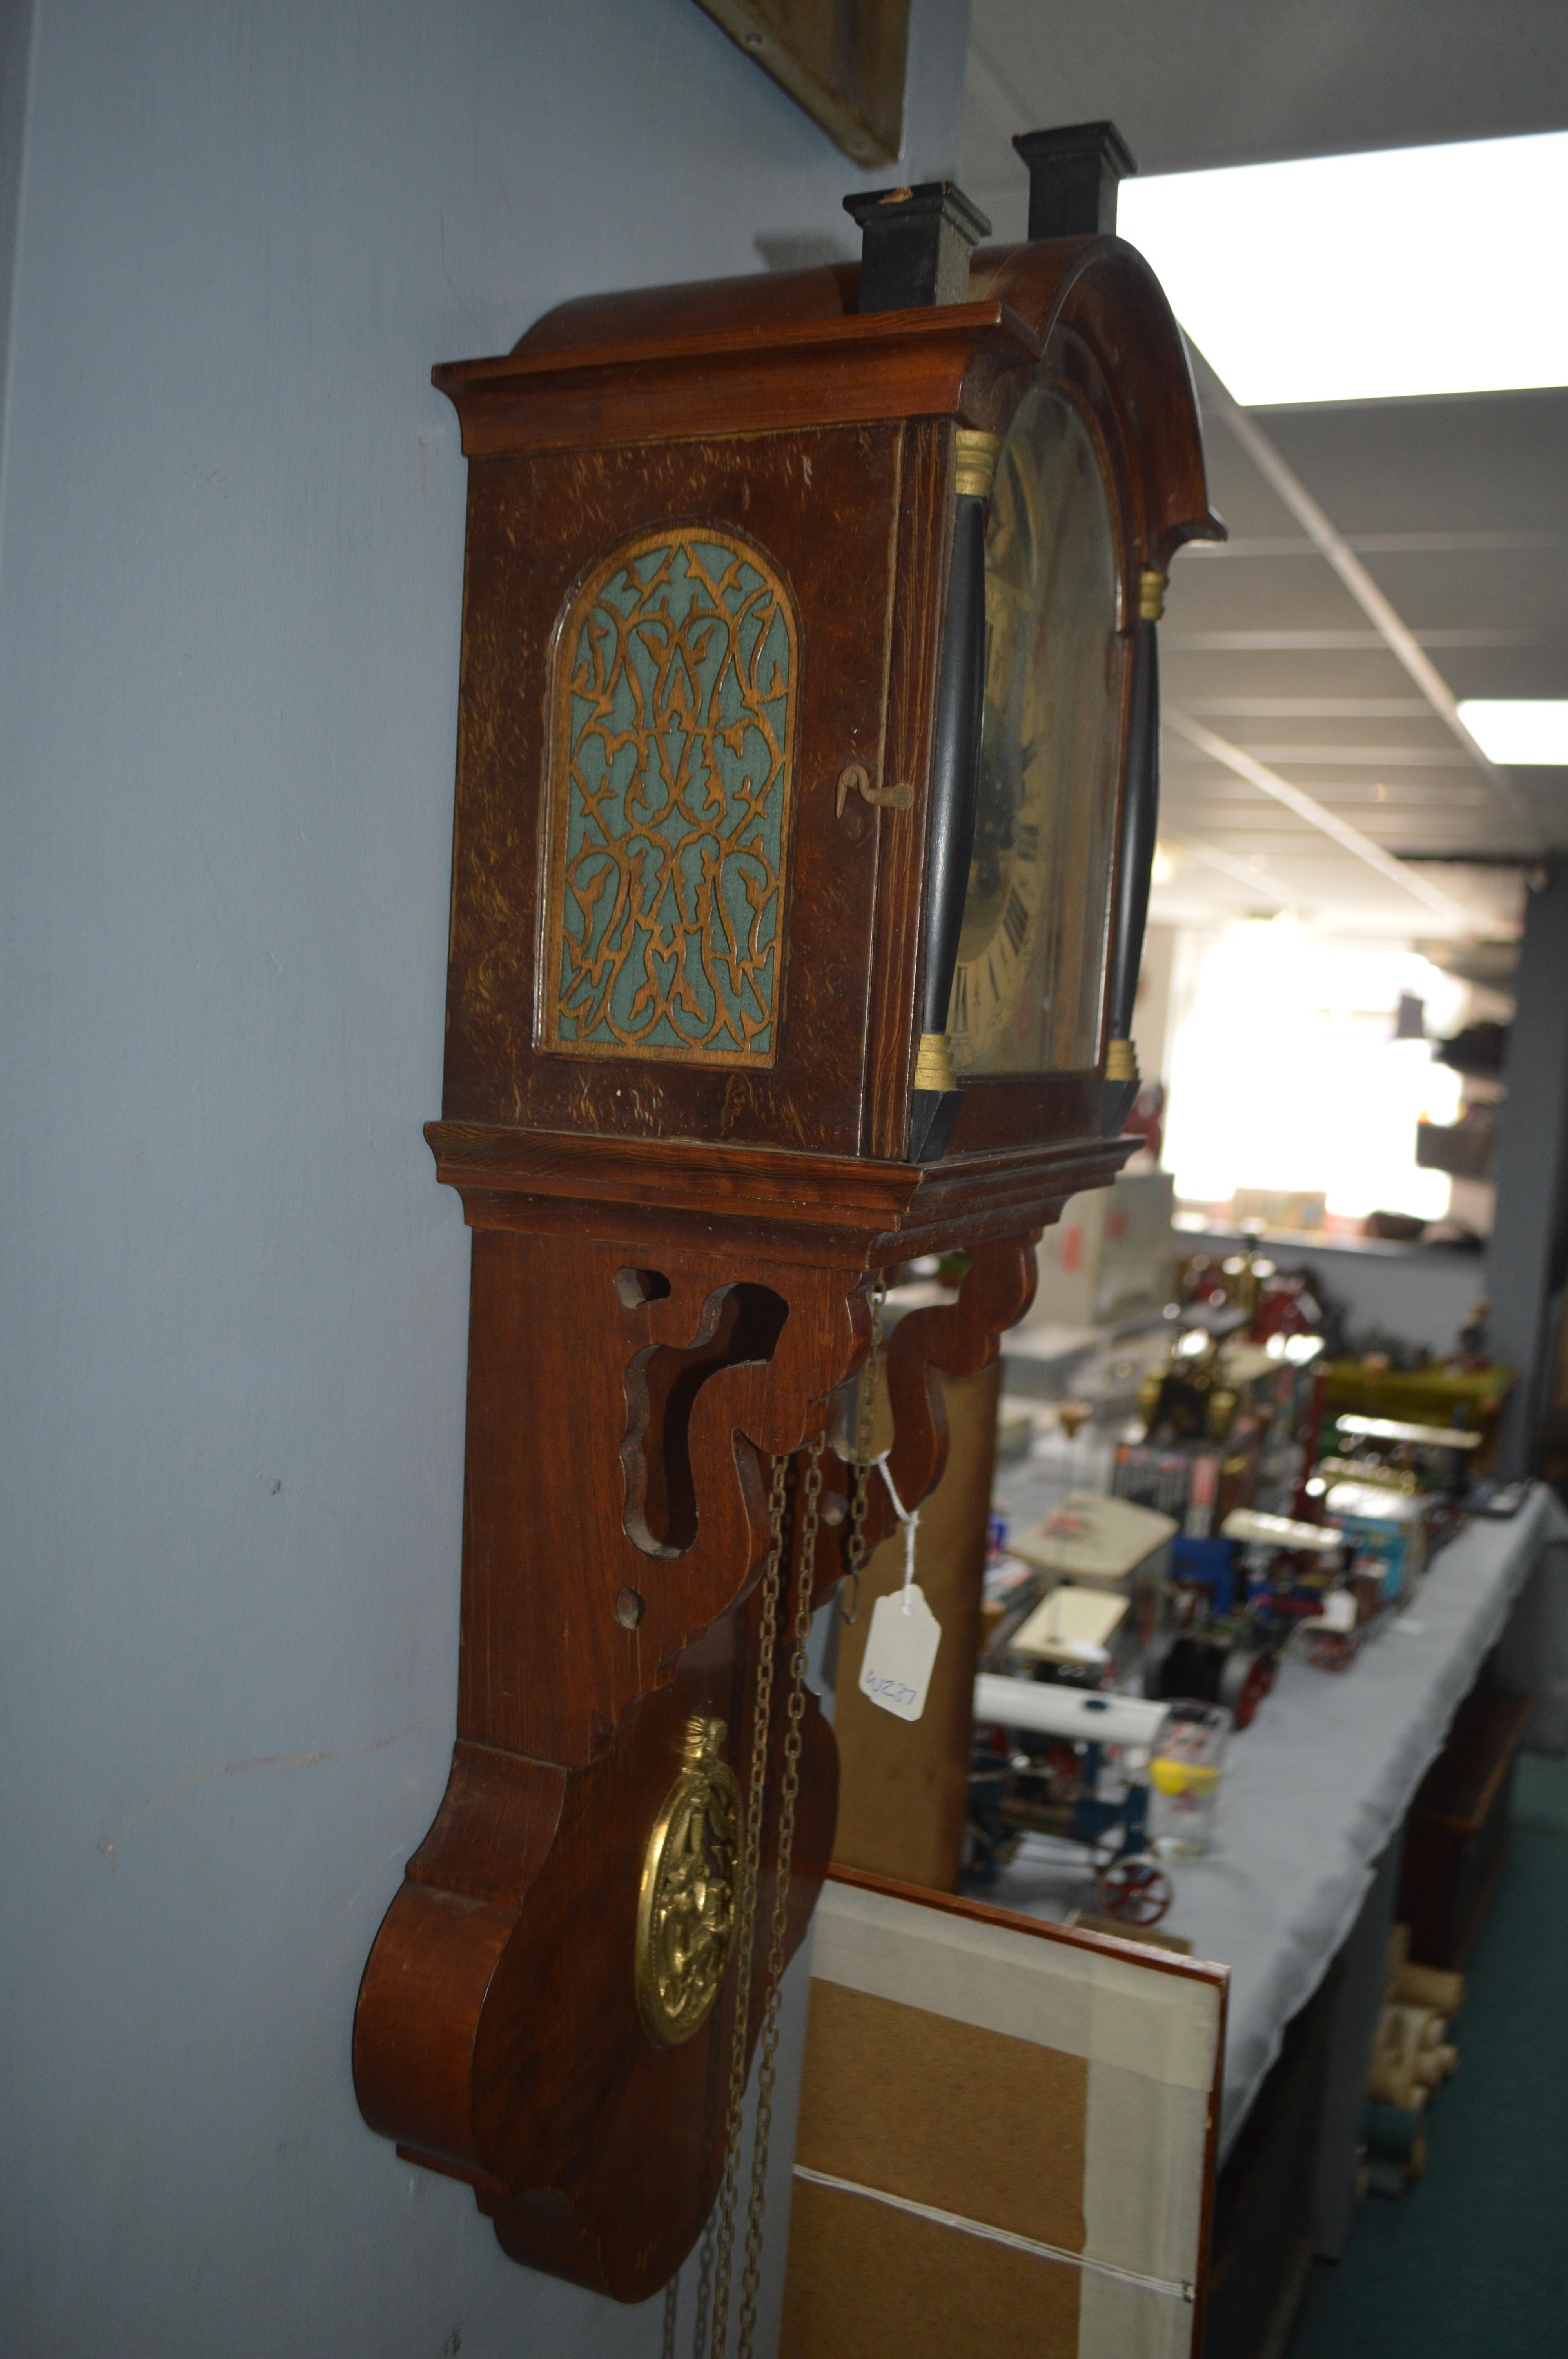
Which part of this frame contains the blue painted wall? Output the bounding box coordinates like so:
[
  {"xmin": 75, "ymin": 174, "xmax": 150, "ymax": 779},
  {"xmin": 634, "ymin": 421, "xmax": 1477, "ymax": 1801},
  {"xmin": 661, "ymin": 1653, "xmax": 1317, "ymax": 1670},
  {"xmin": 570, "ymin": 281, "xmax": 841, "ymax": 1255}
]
[{"xmin": 0, "ymin": 5, "xmax": 971, "ymax": 2352}]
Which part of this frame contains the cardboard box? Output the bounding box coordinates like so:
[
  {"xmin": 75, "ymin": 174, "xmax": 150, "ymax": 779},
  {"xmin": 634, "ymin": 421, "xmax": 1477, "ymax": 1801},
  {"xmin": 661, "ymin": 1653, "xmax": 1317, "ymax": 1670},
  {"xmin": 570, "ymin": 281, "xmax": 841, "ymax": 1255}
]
[{"xmin": 1028, "ymin": 1170, "xmax": 1176, "ymax": 1330}]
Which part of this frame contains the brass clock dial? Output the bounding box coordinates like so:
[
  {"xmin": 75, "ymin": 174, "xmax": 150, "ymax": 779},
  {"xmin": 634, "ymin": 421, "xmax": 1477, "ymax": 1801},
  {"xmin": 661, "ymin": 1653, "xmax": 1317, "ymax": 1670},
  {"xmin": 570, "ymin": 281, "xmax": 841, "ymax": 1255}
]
[{"xmin": 949, "ymin": 383, "xmax": 1124, "ymax": 1077}]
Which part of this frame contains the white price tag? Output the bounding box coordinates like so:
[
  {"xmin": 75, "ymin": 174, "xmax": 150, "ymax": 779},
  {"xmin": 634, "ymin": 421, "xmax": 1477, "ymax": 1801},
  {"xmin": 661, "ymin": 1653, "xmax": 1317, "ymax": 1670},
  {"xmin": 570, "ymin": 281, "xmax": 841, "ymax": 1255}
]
[{"xmin": 859, "ymin": 1583, "xmax": 942, "ymax": 1722}]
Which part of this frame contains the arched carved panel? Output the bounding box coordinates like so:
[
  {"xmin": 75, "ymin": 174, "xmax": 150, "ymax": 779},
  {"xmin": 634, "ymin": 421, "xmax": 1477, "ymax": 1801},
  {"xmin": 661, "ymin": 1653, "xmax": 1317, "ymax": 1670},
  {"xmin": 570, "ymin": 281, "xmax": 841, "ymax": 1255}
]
[{"xmin": 540, "ymin": 527, "xmax": 800, "ymax": 1067}]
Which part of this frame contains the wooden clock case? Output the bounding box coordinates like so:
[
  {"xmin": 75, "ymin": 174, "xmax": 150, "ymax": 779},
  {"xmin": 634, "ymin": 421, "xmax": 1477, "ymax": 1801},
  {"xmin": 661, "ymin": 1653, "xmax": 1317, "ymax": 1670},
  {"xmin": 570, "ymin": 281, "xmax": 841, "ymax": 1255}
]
[{"xmin": 352, "ymin": 187, "xmax": 1219, "ymax": 2303}]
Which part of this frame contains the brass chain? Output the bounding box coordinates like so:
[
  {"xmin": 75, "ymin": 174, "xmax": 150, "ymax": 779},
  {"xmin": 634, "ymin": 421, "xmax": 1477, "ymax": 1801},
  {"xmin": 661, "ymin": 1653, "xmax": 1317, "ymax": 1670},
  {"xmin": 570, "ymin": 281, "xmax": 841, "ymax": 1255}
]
[
  {"xmin": 735, "ymin": 1433, "xmax": 826, "ymax": 2359},
  {"xmin": 840, "ymin": 1277, "xmax": 886, "ymax": 1625},
  {"xmin": 662, "ymin": 2275, "xmax": 679, "ymax": 2359},
  {"xmin": 708, "ymin": 1452, "xmax": 789, "ymax": 2359},
  {"xmin": 689, "ymin": 2212, "xmax": 716, "ymax": 2359}
]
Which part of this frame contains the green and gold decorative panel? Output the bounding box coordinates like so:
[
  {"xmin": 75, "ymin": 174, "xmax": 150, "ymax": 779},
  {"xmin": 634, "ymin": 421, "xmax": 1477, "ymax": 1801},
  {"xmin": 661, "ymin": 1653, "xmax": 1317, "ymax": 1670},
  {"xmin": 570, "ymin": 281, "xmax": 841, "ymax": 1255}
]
[{"xmin": 541, "ymin": 527, "xmax": 799, "ymax": 1066}]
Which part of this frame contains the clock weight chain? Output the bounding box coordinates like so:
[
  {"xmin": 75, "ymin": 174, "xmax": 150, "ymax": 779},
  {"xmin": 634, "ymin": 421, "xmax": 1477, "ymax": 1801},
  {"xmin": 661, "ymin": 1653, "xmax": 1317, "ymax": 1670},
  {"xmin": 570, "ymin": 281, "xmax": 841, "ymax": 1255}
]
[
  {"xmin": 735, "ymin": 1434, "xmax": 826, "ymax": 2355},
  {"xmin": 684, "ymin": 1286, "xmax": 880, "ymax": 2350},
  {"xmin": 686, "ymin": 1434, "xmax": 825, "ymax": 2359},
  {"xmin": 705, "ymin": 1452, "xmax": 789, "ymax": 2348}
]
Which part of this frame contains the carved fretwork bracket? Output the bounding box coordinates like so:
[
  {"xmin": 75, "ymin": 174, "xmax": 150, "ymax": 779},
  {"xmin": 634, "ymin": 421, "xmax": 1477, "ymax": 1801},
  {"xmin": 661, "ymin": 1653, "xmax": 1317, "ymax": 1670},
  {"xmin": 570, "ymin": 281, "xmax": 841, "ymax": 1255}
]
[
  {"xmin": 353, "ymin": 1128, "xmax": 1131, "ymax": 2298},
  {"xmin": 452, "ymin": 1227, "xmax": 870, "ymax": 1767},
  {"xmin": 874, "ymin": 1232, "xmax": 1040, "ymax": 1546}
]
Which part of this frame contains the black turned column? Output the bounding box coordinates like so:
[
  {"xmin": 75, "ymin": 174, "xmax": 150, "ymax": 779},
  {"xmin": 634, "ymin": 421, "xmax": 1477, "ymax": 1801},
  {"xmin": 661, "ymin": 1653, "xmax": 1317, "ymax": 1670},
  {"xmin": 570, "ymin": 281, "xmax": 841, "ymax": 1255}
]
[
  {"xmin": 842, "ymin": 179, "xmax": 995, "ymax": 1162},
  {"xmin": 1103, "ymin": 569, "xmax": 1166, "ymax": 1133},
  {"xmin": 909, "ymin": 428, "xmax": 999, "ymax": 1161}
]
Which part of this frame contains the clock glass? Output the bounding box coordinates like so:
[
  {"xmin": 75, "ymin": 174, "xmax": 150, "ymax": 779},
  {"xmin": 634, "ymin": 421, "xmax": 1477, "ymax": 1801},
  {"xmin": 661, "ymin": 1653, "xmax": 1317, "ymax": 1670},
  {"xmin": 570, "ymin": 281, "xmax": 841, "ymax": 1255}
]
[{"xmin": 948, "ymin": 383, "xmax": 1123, "ymax": 1077}]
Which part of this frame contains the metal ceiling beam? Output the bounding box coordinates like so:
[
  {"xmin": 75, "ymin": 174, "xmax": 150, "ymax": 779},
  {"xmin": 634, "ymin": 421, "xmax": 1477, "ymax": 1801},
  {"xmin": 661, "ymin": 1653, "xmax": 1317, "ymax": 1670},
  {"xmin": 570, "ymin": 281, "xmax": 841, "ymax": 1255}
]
[
  {"xmin": 1165, "ymin": 628, "xmax": 1544, "ymax": 650},
  {"xmin": 1165, "ymin": 743, "xmax": 1477, "ymax": 767},
  {"xmin": 1163, "ymin": 709, "xmax": 1470, "ymax": 925},
  {"xmin": 1199, "ymin": 374, "xmax": 1543, "ymax": 840},
  {"xmin": 1160, "ymin": 834, "xmax": 1296, "ymax": 907},
  {"xmin": 1182, "ymin": 700, "xmax": 1433, "ymax": 717},
  {"xmin": 1188, "ymin": 530, "xmax": 1561, "ymax": 558}
]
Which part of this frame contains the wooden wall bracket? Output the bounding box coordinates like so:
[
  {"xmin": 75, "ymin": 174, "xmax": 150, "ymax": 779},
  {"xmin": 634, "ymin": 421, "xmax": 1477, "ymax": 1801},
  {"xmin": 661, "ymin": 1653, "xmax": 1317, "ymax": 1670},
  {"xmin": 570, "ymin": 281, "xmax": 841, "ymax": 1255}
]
[{"xmin": 352, "ymin": 1131, "xmax": 1125, "ymax": 2297}]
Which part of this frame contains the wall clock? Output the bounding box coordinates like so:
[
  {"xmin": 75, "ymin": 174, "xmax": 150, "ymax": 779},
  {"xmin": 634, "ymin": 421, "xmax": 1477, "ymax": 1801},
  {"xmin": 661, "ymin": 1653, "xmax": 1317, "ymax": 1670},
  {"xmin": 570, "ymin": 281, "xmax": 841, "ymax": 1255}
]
[{"xmin": 352, "ymin": 118, "xmax": 1220, "ymax": 2313}]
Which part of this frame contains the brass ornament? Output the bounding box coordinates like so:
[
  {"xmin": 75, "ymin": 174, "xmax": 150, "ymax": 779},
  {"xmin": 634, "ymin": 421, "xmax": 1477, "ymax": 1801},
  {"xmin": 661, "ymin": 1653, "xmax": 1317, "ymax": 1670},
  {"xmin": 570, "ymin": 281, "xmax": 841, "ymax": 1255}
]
[
  {"xmin": 635, "ymin": 1715, "xmax": 741, "ymax": 2049},
  {"xmin": 1138, "ymin": 567, "xmax": 1167, "ymax": 622},
  {"xmin": 1105, "ymin": 1035, "xmax": 1139, "ymax": 1083},
  {"xmin": 708, "ymin": 1439, "xmax": 826, "ymax": 2359},
  {"xmin": 913, "ymin": 1029, "xmax": 958, "ymax": 1093},
  {"xmin": 953, "ymin": 427, "xmax": 1002, "ymax": 502}
]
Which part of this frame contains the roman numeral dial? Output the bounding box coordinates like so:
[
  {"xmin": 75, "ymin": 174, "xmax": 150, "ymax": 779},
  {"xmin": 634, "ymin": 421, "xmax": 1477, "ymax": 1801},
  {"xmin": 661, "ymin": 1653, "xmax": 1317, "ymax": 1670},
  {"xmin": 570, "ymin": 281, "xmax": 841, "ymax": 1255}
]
[{"xmin": 947, "ymin": 381, "xmax": 1124, "ymax": 1080}]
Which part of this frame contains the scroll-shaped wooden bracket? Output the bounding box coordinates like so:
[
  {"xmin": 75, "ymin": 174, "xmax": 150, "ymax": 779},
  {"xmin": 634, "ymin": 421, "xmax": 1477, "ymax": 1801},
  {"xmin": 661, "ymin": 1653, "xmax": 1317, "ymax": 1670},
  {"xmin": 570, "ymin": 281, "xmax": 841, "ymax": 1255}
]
[
  {"xmin": 878, "ymin": 1232, "xmax": 1040, "ymax": 1529},
  {"xmin": 809, "ymin": 1232, "xmax": 1042, "ymax": 1578},
  {"xmin": 355, "ymin": 1584, "xmax": 837, "ymax": 2301},
  {"xmin": 357, "ymin": 1123, "xmax": 1125, "ymax": 2301},
  {"xmin": 449, "ymin": 1229, "xmax": 870, "ymax": 1768},
  {"xmin": 354, "ymin": 1225, "xmax": 869, "ymax": 2299}
]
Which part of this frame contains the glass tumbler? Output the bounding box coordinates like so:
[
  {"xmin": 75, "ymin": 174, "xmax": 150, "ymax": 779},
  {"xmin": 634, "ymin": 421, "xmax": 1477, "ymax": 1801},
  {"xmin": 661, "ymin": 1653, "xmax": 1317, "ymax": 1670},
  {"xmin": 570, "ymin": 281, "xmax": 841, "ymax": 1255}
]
[{"xmin": 1148, "ymin": 1701, "xmax": 1232, "ymax": 1859}]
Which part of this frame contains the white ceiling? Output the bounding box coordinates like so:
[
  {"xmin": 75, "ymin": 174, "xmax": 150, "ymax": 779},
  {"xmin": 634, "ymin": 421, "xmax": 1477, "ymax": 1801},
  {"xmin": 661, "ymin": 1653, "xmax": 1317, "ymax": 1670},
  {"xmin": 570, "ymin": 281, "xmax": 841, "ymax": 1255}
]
[{"xmin": 960, "ymin": 0, "xmax": 1568, "ymax": 946}]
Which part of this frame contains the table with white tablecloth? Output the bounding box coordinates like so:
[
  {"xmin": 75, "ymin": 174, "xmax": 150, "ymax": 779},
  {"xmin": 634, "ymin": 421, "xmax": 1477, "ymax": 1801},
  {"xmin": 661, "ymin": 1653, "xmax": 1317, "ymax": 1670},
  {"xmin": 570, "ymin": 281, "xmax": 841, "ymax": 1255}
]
[{"xmin": 984, "ymin": 1479, "xmax": 1568, "ymax": 2154}]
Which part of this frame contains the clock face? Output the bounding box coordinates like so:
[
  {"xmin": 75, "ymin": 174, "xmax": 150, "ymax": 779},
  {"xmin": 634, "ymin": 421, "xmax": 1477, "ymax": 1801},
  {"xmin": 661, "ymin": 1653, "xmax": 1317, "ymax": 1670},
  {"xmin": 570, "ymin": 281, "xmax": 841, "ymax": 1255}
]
[{"xmin": 949, "ymin": 383, "xmax": 1124, "ymax": 1077}]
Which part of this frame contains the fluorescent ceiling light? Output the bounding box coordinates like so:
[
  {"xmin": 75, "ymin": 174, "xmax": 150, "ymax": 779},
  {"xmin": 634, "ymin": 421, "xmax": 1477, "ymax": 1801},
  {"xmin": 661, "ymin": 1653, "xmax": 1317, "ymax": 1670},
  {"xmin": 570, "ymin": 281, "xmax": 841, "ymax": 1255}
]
[
  {"xmin": 1117, "ymin": 132, "xmax": 1568, "ymax": 405},
  {"xmin": 1457, "ymin": 701, "xmax": 1568, "ymax": 765}
]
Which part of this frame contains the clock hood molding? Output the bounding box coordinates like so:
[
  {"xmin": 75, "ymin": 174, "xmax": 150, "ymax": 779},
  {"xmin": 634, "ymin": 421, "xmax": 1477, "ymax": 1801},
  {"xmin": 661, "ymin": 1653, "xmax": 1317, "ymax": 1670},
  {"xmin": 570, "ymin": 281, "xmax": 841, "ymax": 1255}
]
[{"xmin": 434, "ymin": 235, "xmax": 1220, "ymax": 575}]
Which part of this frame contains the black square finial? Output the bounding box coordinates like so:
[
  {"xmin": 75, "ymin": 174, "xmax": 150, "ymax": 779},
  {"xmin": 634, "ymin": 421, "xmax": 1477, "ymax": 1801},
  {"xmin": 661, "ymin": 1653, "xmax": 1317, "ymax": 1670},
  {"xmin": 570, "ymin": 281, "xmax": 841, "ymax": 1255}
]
[
  {"xmin": 1012, "ymin": 121, "xmax": 1137, "ymax": 241},
  {"xmin": 843, "ymin": 181, "xmax": 992, "ymax": 313}
]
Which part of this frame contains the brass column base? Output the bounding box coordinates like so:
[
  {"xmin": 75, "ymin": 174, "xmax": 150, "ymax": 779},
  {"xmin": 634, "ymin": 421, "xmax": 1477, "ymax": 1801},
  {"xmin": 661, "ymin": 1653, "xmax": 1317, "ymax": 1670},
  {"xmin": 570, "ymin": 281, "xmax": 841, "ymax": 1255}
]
[{"xmin": 913, "ymin": 1030, "xmax": 958, "ymax": 1093}]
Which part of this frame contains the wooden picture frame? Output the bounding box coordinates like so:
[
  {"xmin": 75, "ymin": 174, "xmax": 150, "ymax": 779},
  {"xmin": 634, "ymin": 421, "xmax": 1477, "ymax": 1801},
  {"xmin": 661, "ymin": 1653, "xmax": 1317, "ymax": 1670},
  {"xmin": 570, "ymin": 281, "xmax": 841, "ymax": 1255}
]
[{"xmin": 692, "ymin": 0, "xmax": 912, "ymax": 168}]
